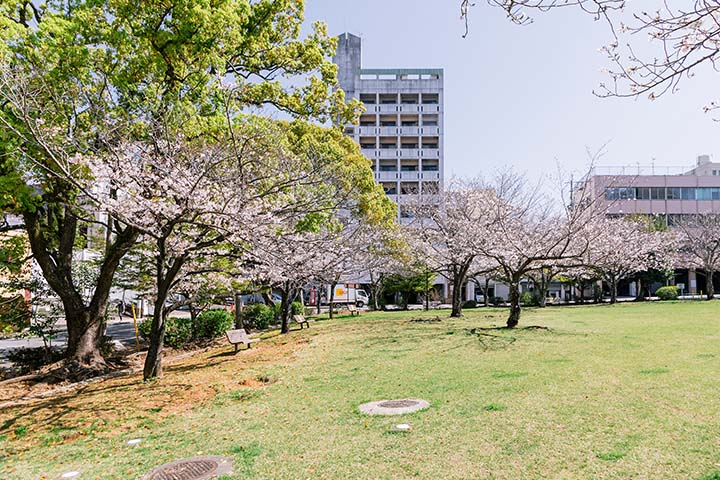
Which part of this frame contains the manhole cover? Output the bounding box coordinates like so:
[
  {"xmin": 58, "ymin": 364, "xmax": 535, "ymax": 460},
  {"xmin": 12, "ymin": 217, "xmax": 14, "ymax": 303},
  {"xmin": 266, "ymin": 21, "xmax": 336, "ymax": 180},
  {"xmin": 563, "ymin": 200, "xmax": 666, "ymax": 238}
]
[
  {"xmin": 359, "ymin": 398, "xmax": 430, "ymax": 415},
  {"xmin": 140, "ymin": 456, "xmax": 233, "ymax": 480},
  {"xmin": 378, "ymin": 400, "xmax": 418, "ymax": 409}
]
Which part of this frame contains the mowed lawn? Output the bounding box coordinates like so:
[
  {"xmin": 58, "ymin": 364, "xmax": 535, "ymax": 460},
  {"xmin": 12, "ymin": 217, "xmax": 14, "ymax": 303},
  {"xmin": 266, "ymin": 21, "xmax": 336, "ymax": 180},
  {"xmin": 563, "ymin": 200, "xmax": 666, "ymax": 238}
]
[{"xmin": 1, "ymin": 302, "xmax": 719, "ymax": 479}]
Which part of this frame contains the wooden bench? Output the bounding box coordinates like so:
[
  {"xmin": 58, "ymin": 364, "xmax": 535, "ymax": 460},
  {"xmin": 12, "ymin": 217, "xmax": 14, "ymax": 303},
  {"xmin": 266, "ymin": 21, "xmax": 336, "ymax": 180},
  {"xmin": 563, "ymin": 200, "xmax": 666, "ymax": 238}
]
[
  {"xmin": 225, "ymin": 329, "xmax": 260, "ymax": 353},
  {"xmin": 293, "ymin": 314, "xmax": 310, "ymax": 329},
  {"xmin": 347, "ymin": 304, "xmax": 361, "ymax": 316}
]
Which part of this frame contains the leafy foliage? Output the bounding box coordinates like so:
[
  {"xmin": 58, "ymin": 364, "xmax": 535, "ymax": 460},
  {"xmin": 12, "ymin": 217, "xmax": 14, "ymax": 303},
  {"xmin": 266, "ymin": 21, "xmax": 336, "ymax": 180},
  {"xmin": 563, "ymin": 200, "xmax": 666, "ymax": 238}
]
[
  {"xmin": 139, "ymin": 317, "xmax": 193, "ymax": 349},
  {"xmin": 195, "ymin": 309, "xmax": 234, "ymax": 339},
  {"xmin": 655, "ymin": 286, "xmax": 679, "ymax": 301},
  {"xmin": 243, "ymin": 304, "xmax": 274, "ymax": 331},
  {"xmin": 291, "ymin": 301, "xmax": 303, "ymax": 316}
]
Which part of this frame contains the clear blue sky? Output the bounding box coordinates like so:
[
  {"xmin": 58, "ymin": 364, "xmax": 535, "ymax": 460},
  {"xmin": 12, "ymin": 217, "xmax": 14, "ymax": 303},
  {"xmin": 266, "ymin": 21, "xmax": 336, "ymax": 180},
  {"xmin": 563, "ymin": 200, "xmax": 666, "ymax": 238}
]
[{"xmin": 303, "ymin": 0, "xmax": 720, "ymax": 182}]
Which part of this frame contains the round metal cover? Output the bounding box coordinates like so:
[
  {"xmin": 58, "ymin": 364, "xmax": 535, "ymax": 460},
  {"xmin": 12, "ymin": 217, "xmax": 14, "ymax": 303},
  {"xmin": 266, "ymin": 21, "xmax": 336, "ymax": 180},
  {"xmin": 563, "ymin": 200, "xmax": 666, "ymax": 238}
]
[
  {"xmin": 378, "ymin": 400, "xmax": 418, "ymax": 409},
  {"xmin": 358, "ymin": 398, "xmax": 430, "ymax": 415},
  {"xmin": 140, "ymin": 456, "xmax": 233, "ymax": 480}
]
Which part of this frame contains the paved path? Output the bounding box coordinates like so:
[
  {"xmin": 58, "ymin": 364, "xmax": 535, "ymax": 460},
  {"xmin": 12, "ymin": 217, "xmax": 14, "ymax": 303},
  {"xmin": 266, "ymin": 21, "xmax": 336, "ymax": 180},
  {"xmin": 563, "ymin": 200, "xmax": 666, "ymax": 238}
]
[{"xmin": 0, "ymin": 320, "xmax": 139, "ymax": 369}]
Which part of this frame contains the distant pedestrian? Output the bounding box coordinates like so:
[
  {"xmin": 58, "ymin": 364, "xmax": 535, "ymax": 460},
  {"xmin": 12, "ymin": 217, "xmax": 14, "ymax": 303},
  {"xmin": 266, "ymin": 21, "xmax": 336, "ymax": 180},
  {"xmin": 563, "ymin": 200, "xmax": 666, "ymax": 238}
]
[{"xmin": 117, "ymin": 301, "xmax": 125, "ymax": 321}]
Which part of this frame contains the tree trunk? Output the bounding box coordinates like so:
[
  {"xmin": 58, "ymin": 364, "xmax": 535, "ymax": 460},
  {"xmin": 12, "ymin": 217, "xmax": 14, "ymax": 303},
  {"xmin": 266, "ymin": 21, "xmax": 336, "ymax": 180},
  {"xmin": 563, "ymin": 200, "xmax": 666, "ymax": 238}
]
[
  {"xmin": 707, "ymin": 268, "xmax": 715, "ymax": 300},
  {"xmin": 536, "ymin": 272, "xmax": 549, "ymax": 308},
  {"xmin": 280, "ymin": 285, "xmax": 294, "ymax": 334},
  {"xmin": 234, "ymin": 293, "xmax": 243, "ymax": 329},
  {"xmin": 450, "ymin": 277, "xmax": 464, "ymax": 317},
  {"xmin": 316, "ymin": 286, "xmax": 322, "ymax": 315},
  {"xmin": 143, "ymin": 246, "xmax": 184, "ymax": 381},
  {"xmin": 24, "ymin": 209, "xmax": 138, "ymax": 371},
  {"xmin": 329, "ymin": 281, "xmax": 337, "ymax": 319},
  {"xmin": 64, "ymin": 306, "xmax": 106, "ymax": 369},
  {"xmin": 424, "ymin": 272, "xmax": 430, "ymax": 311},
  {"xmin": 609, "ymin": 277, "xmax": 618, "ymax": 304},
  {"xmin": 143, "ymin": 301, "xmax": 167, "ymax": 380},
  {"xmin": 635, "ymin": 278, "xmax": 645, "ymax": 301},
  {"xmin": 506, "ymin": 280, "xmax": 521, "ymax": 328},
  {"xmin": 483, "ymin": 277, "xmax": 490, "ymax": 308},
  {"xmin": 189, "ymin": 303, "xmax": 198, "ymax": 339}
]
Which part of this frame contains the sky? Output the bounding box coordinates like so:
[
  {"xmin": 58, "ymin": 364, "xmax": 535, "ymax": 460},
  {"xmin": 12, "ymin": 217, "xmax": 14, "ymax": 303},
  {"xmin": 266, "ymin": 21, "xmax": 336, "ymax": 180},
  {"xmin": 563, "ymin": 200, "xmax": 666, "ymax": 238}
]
[{"xmin": 303, "ymin": 0, "xmax": 720, "ymax": 183}]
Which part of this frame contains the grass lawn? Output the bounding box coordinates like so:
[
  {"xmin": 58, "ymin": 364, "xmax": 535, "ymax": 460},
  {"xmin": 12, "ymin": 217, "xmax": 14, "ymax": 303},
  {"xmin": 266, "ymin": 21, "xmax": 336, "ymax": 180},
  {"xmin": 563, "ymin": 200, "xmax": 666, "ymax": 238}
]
[{"xmin": 1, "ymin": 302, "xmax": 719, "ymax": 479}]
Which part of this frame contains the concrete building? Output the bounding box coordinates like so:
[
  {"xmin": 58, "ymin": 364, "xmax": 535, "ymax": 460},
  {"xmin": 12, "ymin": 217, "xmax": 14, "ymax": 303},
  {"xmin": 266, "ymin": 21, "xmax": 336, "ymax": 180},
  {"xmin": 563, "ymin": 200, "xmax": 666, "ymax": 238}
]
[
  {"xmin": 333, "ymin": 33, "xmax": 444, "ymax": 220},
  {"xmin": 577, "ymin": 154, "xmax": 720, "ymax": 295},
  {"xmin": 580, "ymin": 154, "xmax": 720, "ymax": 225}
]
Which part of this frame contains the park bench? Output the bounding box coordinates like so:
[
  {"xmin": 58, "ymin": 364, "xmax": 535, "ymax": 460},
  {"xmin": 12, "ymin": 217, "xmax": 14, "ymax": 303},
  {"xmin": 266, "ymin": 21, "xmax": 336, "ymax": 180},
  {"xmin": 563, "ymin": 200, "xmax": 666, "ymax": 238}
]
[
  {"xmin": 225, "ymin": 329, "xmax": 260, "ymax": 353},
  {"xmin": 347, "ymin": 304, "xmax": 361, "ymax": 316},
  {"xmin": 293, "ymin": 314, "xmax": 310, "ymax": 329}
]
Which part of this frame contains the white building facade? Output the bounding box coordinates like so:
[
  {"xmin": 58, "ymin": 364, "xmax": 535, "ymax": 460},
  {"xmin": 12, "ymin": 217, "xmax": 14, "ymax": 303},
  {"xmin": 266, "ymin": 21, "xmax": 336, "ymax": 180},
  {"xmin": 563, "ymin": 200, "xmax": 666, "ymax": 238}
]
[{"xmin": 333, "ymin": 33, "xmax": 444, "ymax": 220}]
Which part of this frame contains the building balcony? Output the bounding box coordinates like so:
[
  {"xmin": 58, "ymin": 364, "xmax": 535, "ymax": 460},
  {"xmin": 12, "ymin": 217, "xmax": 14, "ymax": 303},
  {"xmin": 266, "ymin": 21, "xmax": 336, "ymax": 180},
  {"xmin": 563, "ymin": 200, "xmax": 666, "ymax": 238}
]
[
  {"xmin": 358, "ymin": 126, "xmax": 377, "ymax": 136},
  {"xmin": 377, "ymin": 149, "xmax": 397, "ymax": 159},
  {"xmin": 398, "ymin": 148, "xmax": 420, "ymax": 157},
  {"xmin": 399, "ymin": 104, "xmax": 421, "ymax": 113},
  {"xmin": 420, "ymin": 126, "xmax": 440, "ymax": 135},
  {"xmin": 399, "ymin": 171, "xmax": 421, "ymax": 181},
  {"xmin": 376, "ymin": 104, "xmax": 399, "ymax": 113},
  {"xmin": 420, "ymin": 148, "xmax": 440, "ymax": 157},
  {"xmin": 399, "ymin": 126, "xmax": 421, "ymax": 136},
  {"xmin": 361, "ymin": 148, "xmax": 376, "ymax": 158},
  {"xmin": 376, "ymin": 171, "xmax": 399, "ymax": 181},
  {"xmin": 420, "ymin": 105, "xmax": 442, "ymax": 113},
  {"xmin": 378, "ymin": 126, "xmax": 398, "ymax": 136},
  {"xmin": 421, "ymin": 171, "xmax": 441, "ymax": 181}
]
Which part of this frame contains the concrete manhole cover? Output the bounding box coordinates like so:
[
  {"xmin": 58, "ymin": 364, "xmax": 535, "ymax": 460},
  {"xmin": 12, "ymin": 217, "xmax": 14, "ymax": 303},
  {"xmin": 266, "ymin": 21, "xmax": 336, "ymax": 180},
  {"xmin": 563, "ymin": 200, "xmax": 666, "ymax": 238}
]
[
  {"xmin": 359, "ymin": 398, "xmax": 430, "ymax": 415},
  {"xmin": 140, "ymin": 456, "xmax": 233, "ymax": 480}
]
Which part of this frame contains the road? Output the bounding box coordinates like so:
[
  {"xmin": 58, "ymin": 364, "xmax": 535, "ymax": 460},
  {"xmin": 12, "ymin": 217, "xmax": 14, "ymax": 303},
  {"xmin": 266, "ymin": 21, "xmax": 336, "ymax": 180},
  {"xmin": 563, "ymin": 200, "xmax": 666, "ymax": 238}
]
[{"xmin": 0, "ymin": 319, "xmax": 140, "ymax": 369}]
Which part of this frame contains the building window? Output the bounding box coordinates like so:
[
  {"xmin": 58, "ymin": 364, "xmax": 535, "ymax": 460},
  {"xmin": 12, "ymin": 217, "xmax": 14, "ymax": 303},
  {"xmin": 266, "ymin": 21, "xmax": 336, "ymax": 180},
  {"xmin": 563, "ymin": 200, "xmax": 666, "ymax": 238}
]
[
  {"xmin": 650, "ymin": 187, "xmax": 665, "ymax": 200},
  {"xmin": 666, "ymin": 187, "xmax": 681, "ymax": 200},
  {"xmin": 681, "ymin": 187, "xmax": 695, "ymax": 200},
  {"xmin": 636, "ymin": 187, "xmax": 650, "ymax": 200}
]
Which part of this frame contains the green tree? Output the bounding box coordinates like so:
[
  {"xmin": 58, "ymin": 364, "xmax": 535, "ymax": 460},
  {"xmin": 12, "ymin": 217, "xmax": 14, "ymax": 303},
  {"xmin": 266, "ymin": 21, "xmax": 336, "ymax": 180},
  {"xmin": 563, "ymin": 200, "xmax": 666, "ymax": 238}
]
[
  {"xmin": 384, "ymin": 269, "xmax": 435, "ymax": 310},
  {"xmin": 0, "ymin": 0, "xmax": 361, "ymax": 372}
]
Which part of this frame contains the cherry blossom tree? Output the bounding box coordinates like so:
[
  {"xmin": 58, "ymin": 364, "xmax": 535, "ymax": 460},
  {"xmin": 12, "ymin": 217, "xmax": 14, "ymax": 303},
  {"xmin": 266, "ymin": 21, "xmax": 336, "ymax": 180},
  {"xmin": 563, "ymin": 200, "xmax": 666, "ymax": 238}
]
[
  {"xmin": 81, "ymin": 111, "xmax": 391, "ymax": 379},
  {"xmin": 674, "ymin": 214, "xmax": 720, "ymax": 300},
  {"xmin": 408, "ymin": 180, "xmax": 502, "ymax": 317},
  {"xmin": 586, "ymin": 216, "xmax": 677, "ymax": 303},
  {"xmin": 474, "ymin": 172, "xmax": 604, "ymax": 327}
]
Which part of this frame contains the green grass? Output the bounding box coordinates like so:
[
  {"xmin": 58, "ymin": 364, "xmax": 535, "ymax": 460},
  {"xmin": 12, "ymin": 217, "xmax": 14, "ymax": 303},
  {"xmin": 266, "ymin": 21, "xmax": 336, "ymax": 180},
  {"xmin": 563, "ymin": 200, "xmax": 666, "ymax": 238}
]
[{"xmin": 2, "ymin": 302, "xmax": 720, "ymax": 479}]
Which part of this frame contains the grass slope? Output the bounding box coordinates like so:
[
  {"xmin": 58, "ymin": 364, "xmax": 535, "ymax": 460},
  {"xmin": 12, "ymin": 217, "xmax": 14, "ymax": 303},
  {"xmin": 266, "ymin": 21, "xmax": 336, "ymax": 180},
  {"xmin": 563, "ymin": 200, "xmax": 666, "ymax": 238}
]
[{"xmin": 1, "ymin": 302, "xmax": 719, "ymax": 479}]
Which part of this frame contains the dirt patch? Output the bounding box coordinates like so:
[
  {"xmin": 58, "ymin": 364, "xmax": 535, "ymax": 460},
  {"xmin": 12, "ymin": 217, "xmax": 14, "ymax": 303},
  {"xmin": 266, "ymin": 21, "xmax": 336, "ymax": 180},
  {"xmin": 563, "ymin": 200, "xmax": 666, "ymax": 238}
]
[
  {"xmin": 0, "ymin": 333, "xmax": 306, "ymax": 452},
  {"xmin": 409, "ymin": 316, "xmax": 442, "ymax": 323}
]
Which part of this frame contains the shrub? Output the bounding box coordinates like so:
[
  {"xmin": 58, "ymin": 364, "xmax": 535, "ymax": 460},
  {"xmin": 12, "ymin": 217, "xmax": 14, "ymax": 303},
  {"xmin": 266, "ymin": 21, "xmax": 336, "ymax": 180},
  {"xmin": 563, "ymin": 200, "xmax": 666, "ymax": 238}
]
[
  {"xmin": 462, "ymin": 300, "xmax": 477, "ymax": 309},
  {"xmin": 291, "ymin": 301, "xmax": 303, "ymax": 316},
  {"xmin": 519, "ymin": 291, "xmax": 534, "ymax": 306},
  {"xmin": 655, "ymin": 285, "xmax": 679, "ymax": 301},
  {"xmin": 195, "ymin": 309, "xmax": 234, "ymax": 339},
  {"xmin": 138, "ymin": 316, "xmax": 193, "ymax": 348},
  {"xmin": 491, "ymin": 296, "xmax": 504, "ymax": 306},
  {"xmin": 243, "ymin": 303, "xmax": 274, "ymax": 330}
]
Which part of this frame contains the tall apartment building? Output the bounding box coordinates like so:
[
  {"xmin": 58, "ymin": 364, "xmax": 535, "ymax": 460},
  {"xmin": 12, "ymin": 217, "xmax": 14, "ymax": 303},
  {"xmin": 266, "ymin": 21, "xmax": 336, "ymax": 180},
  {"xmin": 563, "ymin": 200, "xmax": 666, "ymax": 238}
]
[{"xmin": 333, "ymin": 33, "xmax": 444, "ymax": 219}]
